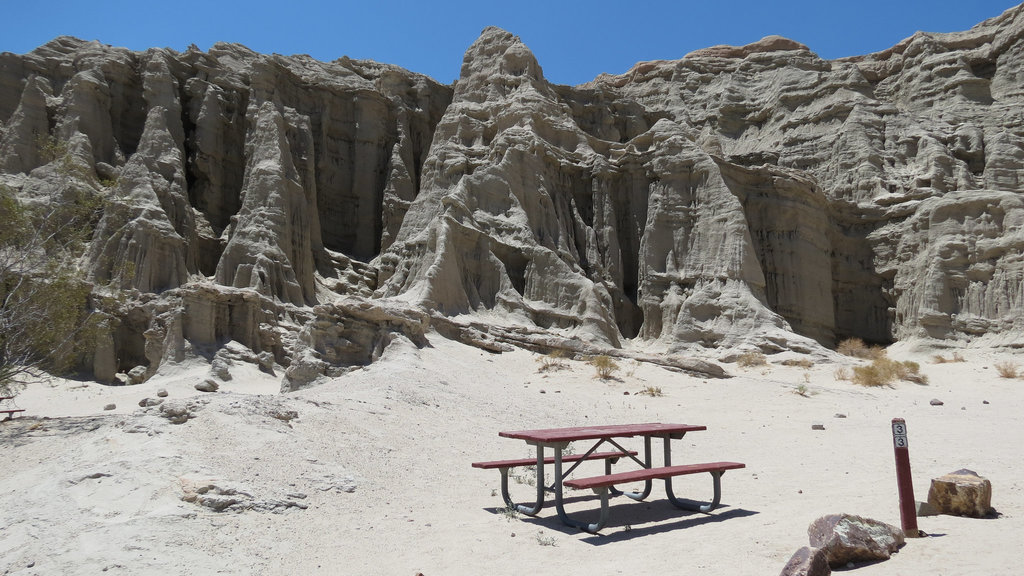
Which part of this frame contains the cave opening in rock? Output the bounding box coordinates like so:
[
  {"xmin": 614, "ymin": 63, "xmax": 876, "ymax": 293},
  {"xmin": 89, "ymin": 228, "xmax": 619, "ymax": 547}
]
[
  {"xmin": 610, "ymin": 171, "xmax": 649, "ymax": 340},
  {"xmin": 491, "ymin": 243, "xmax": 529, "ymax": 296}
]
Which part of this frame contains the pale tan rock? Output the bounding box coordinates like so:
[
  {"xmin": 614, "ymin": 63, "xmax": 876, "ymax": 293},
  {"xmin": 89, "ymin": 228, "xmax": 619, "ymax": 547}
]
[
  {"xmin": 927, "ymin": 469, "xmax": 994, "ymax": 517},
  {"xmin": 4, "ymin": 7, "xmax": 1024, "ymax": 382}
]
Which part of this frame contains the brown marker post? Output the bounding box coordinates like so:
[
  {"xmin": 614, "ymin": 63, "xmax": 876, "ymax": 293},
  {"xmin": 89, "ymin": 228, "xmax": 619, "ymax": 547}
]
[{"xmin": 891, "ymin": 418, "xmax": 921, "ymax": 537}]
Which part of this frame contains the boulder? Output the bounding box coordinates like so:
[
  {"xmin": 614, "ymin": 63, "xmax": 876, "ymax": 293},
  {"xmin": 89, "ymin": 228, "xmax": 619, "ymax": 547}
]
[
  {"xmin": 779, "ymin": 546, "xmax": 831, "ymax": 576},
  {"xmin": 103, "ymin": 403, "xmax": 116, "ymax": 411},
  {"xmin": 927, "ymin": 469, "xmax": 994, "ymax": 517},
  {"xmin": 156, "ymin": 388, "xmax": 168, "ymax": 398},
  {"xmin": 195, "ymin": 379, "xmax": 219, "ymax": 393},
  {"xmin": 159, "ymin": 399, "xmax": 204, "ymax": 424},
  {"xmin": 127, "ymin": 365, "xmax": 148, "ymax": 384},
  {"xmin": 210, "ymin": 356, "xmax": 233, "ymax": 381},
  {"xmin": 808, "ymin": 514, "xmax": 904, "ymax": 567},
  {"xmin": 138, "ymin": 397, "xmax": 163, "ymax": 407}
]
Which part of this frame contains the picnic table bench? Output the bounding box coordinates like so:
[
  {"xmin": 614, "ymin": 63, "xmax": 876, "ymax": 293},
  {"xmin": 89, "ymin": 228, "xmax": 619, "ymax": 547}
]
[
  {"xmin": 474, "ymin": 422, "xmax": 745, "ymax": 533},
  {"xmin": 472, "ymin": 450, "xmax": 638, "ymax": 512},
  {"xmin": 0, "ymin": 396, "xmax": 25, "ymax": 420}
]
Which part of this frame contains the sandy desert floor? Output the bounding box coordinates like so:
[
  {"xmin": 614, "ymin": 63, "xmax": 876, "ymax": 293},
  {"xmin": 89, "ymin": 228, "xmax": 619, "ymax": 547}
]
[{"xmin": 1, "ymin": 333, "xmax": 1022, "ymax": 575}]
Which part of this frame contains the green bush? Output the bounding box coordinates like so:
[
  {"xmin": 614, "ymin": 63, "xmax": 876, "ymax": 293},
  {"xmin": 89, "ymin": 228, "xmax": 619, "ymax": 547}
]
[{"xmin": 0, "ymin": 185, "xmax": 98, "ymax": 395}]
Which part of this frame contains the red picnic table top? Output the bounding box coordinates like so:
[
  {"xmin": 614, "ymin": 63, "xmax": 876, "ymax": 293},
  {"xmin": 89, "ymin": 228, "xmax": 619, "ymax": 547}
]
[{"xmin": 498, "ymin": 422, "xmax": 706, "ymax": 444}]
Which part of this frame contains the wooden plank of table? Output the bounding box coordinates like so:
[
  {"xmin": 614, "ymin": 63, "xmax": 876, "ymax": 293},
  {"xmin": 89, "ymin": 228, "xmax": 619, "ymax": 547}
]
[{"xmin": 499, "ymin": 423, "xmax": 706, "ymax": 443}]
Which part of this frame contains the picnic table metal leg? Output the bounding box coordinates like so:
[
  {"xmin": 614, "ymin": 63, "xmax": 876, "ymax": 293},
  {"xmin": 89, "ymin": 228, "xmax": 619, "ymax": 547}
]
[
  {"xmin": 623, "ymin": 435, "xmax": 653, "ymax": 501},
  {"xmin": 665, "ymin": 471, "xmax": 725, "ymax": 513},
  {"xmin": 504, "ymin": 445, "xmax": 546, "ymax": 516},
  {"xmin": 553, "ymin": 450, "xmax": 609, "ymax": 533},
  {"xmin": 663, "ymin": 437, "xmax": 725, "ymax": 513}
]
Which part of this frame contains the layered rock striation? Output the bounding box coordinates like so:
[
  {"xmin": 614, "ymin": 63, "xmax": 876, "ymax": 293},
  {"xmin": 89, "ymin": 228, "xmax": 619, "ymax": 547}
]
[{"xmin": 2, "ymin": 5, "xmax": 1023, "ymax": 382}]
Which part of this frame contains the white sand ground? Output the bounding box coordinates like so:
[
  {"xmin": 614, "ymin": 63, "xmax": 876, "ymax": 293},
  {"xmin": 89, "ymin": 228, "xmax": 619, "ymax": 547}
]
[{"xmin": 1, "ymin": 333, "xmax": 1022, "ymax": 575}]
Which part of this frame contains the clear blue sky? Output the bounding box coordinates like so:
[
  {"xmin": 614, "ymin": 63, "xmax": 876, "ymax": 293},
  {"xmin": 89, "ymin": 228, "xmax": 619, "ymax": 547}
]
[{"xmin": 3, "ymin": 1, "xmax": 1020, "ymax": 86}]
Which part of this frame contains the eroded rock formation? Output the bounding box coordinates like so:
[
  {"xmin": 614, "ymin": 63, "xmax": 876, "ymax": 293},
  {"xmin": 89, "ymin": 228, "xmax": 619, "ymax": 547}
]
[{"xmin": 2, "ymin": 5, "xmax": 1023, "ymax": 383}]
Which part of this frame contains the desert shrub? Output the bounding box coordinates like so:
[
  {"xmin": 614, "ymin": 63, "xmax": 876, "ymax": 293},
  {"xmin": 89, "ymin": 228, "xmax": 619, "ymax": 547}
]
[
  {"xmin": 932, "ymin": 351, "xmax": 966, "ymax": 364},
  {"xmin": 737, "ymin": 350, "xmax": 767, "ymax": 367},
  {"xmin": 637, "ymin": 386, "xmax": 663, "ymax": 397},
  {"xmin": 781, "ymin": 358, "xmax": 815, "ymax": 369},
  {"xmin": 793, "ymin": 383, "xmax": 811, "ymax": 397},
  {"xmin": 588, "ymin": 355, "xmax": 619, "ymax": 379},
  {"xmin": 994, "ymin": 361, "xmax": 1019, "ymax": 379},
  {"xmin": 837, "ymin": 338, "xmax": 887, "ymax": 360},
  {"xmin": 852, "ymin": 363, "xmax": 893, "ymax": 387},
  {"xmin": 833, "ymin": 366, "xmax": 851, "ymax": 381},
  {"xmin": 850, "ymin": 357, "xmax": 929, "ymax": 386},
  {"xmin": 536, "ymin": 349, "xmax": 569, "ymax": 372},
  {"xmin": 0, "ymin": 184, "xmax": 99, "ymax": 395},
  {"xmin": 895, "ymin": 360, "xmax": 929, "ymax": 384},
  {"xmin": 837, "ymin": 338, "xmax": 869, "ymax": 358}
]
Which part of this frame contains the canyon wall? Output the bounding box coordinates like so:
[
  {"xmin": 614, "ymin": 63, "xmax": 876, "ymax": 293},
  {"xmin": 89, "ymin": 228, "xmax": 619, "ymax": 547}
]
[{"xmin": 2, "ymin": 5, "xmax": 1023, "ymax": 383}]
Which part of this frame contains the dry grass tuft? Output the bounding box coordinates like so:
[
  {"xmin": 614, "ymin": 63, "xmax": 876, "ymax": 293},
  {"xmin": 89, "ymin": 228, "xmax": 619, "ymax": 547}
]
[
  {"xmin": 837, "ymin": 338, "xmax": 886, "ymax": 360},
  {"xmin": 932, "ymin": 351, "xmax": 966, "ymax": 364},
  {"xmin": 737, "ymin": 350, "xmax": 768, "ymax": 368},
  {"xmin": 637, "ymin": 385, "xmax": 664, "ymax": 397},
  {"xmin": 833, "ymin": 366, "xmax": 851, "ymax": 381},
  {"xmin": 781, "ymin": 358, "xmax": 815, "ymax": 369},
  {"xmin": 588, "ymin": 355, "xmax": 620, "ymax": 379},
  {"xmin": 994, "ymin": 361, "xmax": 1019, "ymax": 379},
  {"xmin": 851, "ymin": 363, "xmax": 892, "ymax": 387},
  {"xmin": 536, "ymin": 349, "xmax": 570, "ymax": 372},
  {"xmin": 850, "ymin": 356, "xmax": 929, "ymax": 386}
]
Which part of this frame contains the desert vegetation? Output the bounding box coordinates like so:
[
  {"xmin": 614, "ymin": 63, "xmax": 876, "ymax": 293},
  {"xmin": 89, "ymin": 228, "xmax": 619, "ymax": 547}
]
[
  {"xmin": 0, "ymin": 184, "xmax": 100, "ymax": 396},
  {"xmin": 587, "ymin": 355, "xmax": 619, "ymax": 379},
  {"xmin": 994, "ymin": 361, "xmax": 1019, "ymax": 379},
  {"xmin": 536, "ymin": 349, "xmax": 570, "ymax": 372},
  {"xmin": 932, "ymin": 351, "xmax": 966, "ymax": 364},
  {"xmin": 836, "ymin": 338, "xmax": 886, "ymax": 360},
  {"xmin": 736, "ymin": 351, "xmax": 768, "ymax": 368},
  {"xmin": 850, "ymin": 357, "xmax": 928, "ymax": 387}
]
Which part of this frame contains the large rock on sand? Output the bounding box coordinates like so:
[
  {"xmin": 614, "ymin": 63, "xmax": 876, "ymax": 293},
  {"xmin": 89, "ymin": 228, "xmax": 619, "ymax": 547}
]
[
  {"xmin": 927, "ymin": 469, "xmax": 995, "ymax": 517},
  {"xmin": 808, "ymin": 514, "xmax": 905, "ymax": 567}
]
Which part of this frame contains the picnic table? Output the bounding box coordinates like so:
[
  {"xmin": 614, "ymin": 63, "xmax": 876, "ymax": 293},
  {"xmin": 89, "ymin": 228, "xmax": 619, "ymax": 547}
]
[
  {"xmin": 0, "ymin": 396, "xmax": 25, "ymax": 420},
  {"xmin": 473, "ymin": 422, "xmax": 744, "ymax": 533}
]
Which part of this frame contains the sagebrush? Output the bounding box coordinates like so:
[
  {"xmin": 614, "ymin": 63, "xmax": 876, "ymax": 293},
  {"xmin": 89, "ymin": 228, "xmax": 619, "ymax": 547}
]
[{"xmin": 588, "ymin": 355, "xmax": 619, "ymax": 379}]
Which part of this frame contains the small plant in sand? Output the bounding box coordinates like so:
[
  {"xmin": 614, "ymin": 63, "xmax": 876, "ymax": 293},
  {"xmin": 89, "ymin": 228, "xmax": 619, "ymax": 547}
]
[
  {"xmin": 536, "ymin": 349, "xmax": 570, "ymax": 372},
  {"xmin": 534, "ymin": 531, "xmax": 557, "ymax": 546},
  {"xmin": 894, "ymin": 360, "xmax": 928, "ymax": 384},
  {"xmin": 588, "ymin": 355, "xmax": 619, "ymax": 379},
  {"xmin": 501, "ymin": 502, "xmax": 519, "ymax": 521},
  {"xmin": 837, "ymin": 338, "xmax": 886, "ymax": 360},
  {"xmin": 994, "ymin": 361, "xmax": 1019, "ymax": 379},
  {"xmin": 851, "ymin": 363, "xmax": 890, "ymax": 387},
  {"xmin": 736, "ymin": 350, "xmax": 767, "ymax": 368},
  {"xmin": 624, "ymin": 359, "xmax": 642, "ymax": 377},
  {"xmin": 793, "ymin": 383, "xmax": 812, "ymax": 397},
  {"xmin": 781, "ymin": 358, "xmax": 815, "ymax": 369},
  {"xmin": 932, "ymin": 351, "xmax": 966, "ymax": 364},
  {"xmin": 510, "ymin": 464, "xmax": 537, "ymax": 487},
  {"xmin": 637, "ymin": 385, "xmax": 664, "ymax": 397},
  {"xmin": 833, "ymin": 366, "xmax": 852, "ymax": 381},
  {"xmin": 851, "ymin": 356, "xmax": 929, "ymax": 386}
]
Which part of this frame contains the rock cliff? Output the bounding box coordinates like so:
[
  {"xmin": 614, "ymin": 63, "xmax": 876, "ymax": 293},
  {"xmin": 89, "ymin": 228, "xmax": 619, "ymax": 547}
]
[{"xmin": 2, "ymin": 5, "xmax": 1023, "ymax": 383}]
